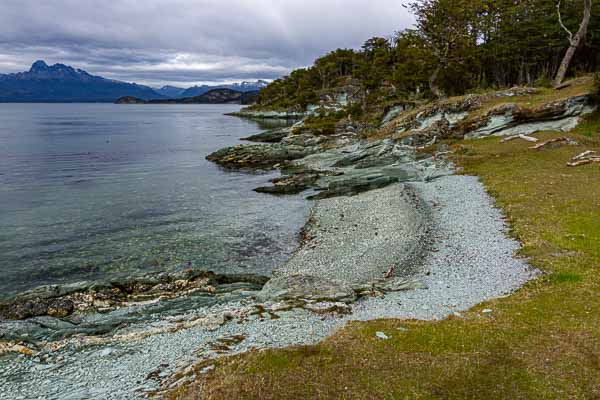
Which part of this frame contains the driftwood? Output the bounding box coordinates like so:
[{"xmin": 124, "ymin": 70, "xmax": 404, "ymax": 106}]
[
  {"xmin": 572, "ymin": 150, "xmax": 598, "ymax": 161},
  {"xmin": 501, "ymin": 134, "xmax": 539, "ymax": 143},
  {"xmin": 567, "ymin": 157, "xmax": 600, "ymax": 167},
  {"xmin": 530, "ymin": 137, "xmax": 571, "ymax": 149},
  {"xmin": 567, "ymin": 150, "xmax": 600, "ymax": 167}
]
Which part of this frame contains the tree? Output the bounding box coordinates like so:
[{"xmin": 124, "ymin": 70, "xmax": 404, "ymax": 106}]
[
  {"xmin": 553, "ymin": 0, "xmax": 593, "ymax": 87},
  {"xmin": 410, "ymin": 0, "xmax": 478, "ymax": 98},
  {"xmin": 253, "ymin": 0, "xmax": 600, "ymax": 111}
]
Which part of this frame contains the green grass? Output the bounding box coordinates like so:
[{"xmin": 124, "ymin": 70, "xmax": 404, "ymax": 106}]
[
  {"xmin": 549, "ymin": 272, "xmax": 583, "ymax": 284},
  {"xmin": 167, "ymin": 113, "xmax": 600, "ymax": 400},
  {"xmin": 571, "ymin": 110, "xmax": 600, "ymax": 137}
]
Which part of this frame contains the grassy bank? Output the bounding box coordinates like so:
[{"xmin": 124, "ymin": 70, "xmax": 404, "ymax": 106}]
[{"xmin": 169, "ymin": 116, "xmax": 600, "ymax": 399}]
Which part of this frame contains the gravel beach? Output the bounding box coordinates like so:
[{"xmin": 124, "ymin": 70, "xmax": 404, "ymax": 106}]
[
  {"xmin": 0, "ymin": 175, "xmax": 537, "ymax": 400},
  {"xmin": 279, "ymin": 183, "xmax": 428, "ymax": 284}
]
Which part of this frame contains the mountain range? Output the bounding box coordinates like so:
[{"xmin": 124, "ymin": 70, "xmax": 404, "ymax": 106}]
[
  {"xmin": 173, "ymin": 80, "xmax": 269, "ymax": 98},
  {"xmin": 0, "ymin": 61, "xmax": 268, "ymax": 103}
]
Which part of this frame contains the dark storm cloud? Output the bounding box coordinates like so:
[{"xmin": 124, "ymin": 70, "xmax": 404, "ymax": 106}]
[{"xmin": 0, "ymin": 0, "xmax": 414, "ymax": 86}]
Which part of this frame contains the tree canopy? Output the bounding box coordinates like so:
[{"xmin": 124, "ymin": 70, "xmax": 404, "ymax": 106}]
[{"xmin": 254, "ymin": 0, "xmax": 599, "ymax": 111}]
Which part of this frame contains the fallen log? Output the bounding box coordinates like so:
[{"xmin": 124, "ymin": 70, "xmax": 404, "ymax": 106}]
[
  {"xmin": 567, "ymin": 157, "xmax": 600, "ymax": 167},
  {"xmin": 530, "ymin": 137, "xmax": 573, "ymax": 150}
]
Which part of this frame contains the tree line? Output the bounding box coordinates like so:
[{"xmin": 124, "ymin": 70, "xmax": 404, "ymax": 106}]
[{"xmin": 256, "ymin": 0, "xmax": 599, "ymax": 110}]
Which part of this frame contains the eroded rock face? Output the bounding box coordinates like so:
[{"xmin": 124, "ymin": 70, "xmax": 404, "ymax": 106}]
[
  {"xmin": 388, "ymin": 92, "xmax": 595, "ymax": 146},
  {"xmin": 257, "ymin": 274, "xmax": 357, "ymax": 303},
  {"xmin": 464, "ymin": 95, "xmax": 595, "ymax": 138}
]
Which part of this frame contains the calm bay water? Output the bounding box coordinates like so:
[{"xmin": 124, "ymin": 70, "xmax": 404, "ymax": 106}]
[{"xmin": 0, "ymin": 104, "xmax": 309, "ymax": 300}]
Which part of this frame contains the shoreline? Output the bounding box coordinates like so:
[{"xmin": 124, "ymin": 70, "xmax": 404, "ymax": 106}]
[{"xmin": 1, "ymin": 173, "xmax": 538, "ymax": 399}]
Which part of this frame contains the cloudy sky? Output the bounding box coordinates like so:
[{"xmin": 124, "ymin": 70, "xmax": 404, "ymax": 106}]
[{"xmin": 0, "ymin": 0, "xmax": 414, "ymax": 87}]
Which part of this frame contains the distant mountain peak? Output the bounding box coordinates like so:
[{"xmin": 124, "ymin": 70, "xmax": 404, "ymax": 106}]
[
  {"xmin": 0, "ymin": 60, "xmax": 166, "ymax": 102},
  {"xmin": 30, "ymin": 60, "xmax": 49, "ymax": 72}
]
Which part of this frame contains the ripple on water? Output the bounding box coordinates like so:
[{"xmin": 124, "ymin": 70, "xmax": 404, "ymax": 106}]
[{"xmin": 0, "ymin": 104, "xmax": 308, "ymax": 304}]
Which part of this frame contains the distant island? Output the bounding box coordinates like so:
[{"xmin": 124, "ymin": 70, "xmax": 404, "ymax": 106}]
[
  {"xmin": 0, "ymin": 60, "xmax": 267, "ymax": 103},
  {"xmin": 115, "ymin": 88, "xmax": 259, "ymax": 105},
  {"xmin": 158, "ymin": 80, "xmax": 268, "ymax": 98}
]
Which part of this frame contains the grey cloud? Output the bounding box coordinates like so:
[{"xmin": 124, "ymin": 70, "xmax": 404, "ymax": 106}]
[{"xmin": 0, "ymin": 0, "xmax": 414, "ymax": 86}]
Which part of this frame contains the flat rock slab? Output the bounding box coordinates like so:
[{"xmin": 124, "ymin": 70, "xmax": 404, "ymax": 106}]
[
  {"xmin": 276, "ymin": 184, "xmax": 428, "ymax": 285},
  {"xmin": 257, "ymin": 274, "xmax": 356, "ymax": 303}
]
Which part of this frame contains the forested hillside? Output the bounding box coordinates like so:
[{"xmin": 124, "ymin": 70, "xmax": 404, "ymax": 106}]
[{"xmin": 254, "ymin": 0, "xmax": 599, "ymax": 112}]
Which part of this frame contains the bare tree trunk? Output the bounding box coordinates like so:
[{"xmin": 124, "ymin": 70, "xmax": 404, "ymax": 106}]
[
  {"xmin": 430, "ymin": 44, "xmax": 449, "ymax": 99},
  {"xmin": 429, "ymin": 63, "xmax": 444, "ymax": 99},
  {"xmin": 553, "ymin": 0, "xmax": 593, "ymax": 88}
]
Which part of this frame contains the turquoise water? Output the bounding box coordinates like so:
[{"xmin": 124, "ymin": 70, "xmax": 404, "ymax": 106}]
[{"xmin": 0, "ymin": 104, "xmax": 309, "ymax": 300}]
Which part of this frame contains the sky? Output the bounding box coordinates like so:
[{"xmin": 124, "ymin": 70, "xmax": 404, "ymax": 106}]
[{"xmin": 0, "ymin": 0, "xmax": 414, "ymax": 87}]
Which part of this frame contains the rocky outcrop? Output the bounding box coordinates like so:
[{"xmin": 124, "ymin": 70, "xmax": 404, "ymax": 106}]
[
  {"xmin": 229, "ymin": 82, "xmax": 362, "ymax": 120},
  {"xmin": 462, "ymin": 95, "xmax": 595, "ymax": 138},
  {"xmin": 226, "ymin": 110, "xmax": 308, "ymax": 120},
  {"xmin": 242, "ymin": 127, "xmax": 292, "ymax": 143},
  {"xmin": 254, "ymin": 172, "xmax": 321, "ymax": 195},
  {"xmin": 0, "ymin": 270, "xmax": 269, "ymax": 321},
  {"xmin": 381, "ymin": 102, "xmax": 419, "ymax": 126},
  {"xmin": 307, "ymin": 173, "xmax": 399, "ymax": 200},
  {"xmin": 385, "ymin": 91, "xmax": 595, "ymax": 147},
  {"xmin": 214, "ymin": 85, "xmax": 595, "ymax": 216},
  {"xmin": 206, "ymin": 129, "xmax": 355, "ymax": 169},
  {"xmin": 206, "ymin": 142, "xmax": 317, "ymax": 169},
  {"xmin": 257, "ymin": 274, "xmax": 426, "ymax": 305},
  {"xmin": 257, "ymin": 275, "xmax": 357, "ymax": 303}
]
